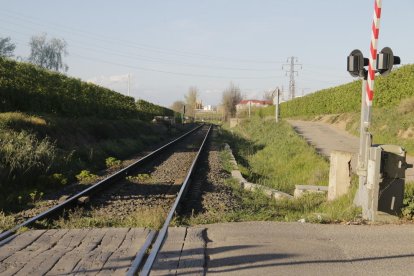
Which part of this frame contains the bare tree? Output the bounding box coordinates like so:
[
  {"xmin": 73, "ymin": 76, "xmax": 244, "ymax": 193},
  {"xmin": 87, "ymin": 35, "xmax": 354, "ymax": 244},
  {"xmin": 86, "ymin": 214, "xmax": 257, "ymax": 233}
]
[
  {"xmin": 0, "ymin": 37, "xmax": 16, "ymax": 58},
  {"xmin": 171, "ymin": 100, "xmax": 185, "ymax": 113},
  {"xmin": 221, "ymin": 83, "xmax": 242, "ymax": 121},
  {"xmin": 28, "ymin": 33, "xmax": 68, "ymax": 72},
  {"xmin": 184, "ymin": 86, "xmax": 198, "ymax": 117},
  {"xmin": 263, "ymin": 89, "xmax": 275, "ymax": 101}
]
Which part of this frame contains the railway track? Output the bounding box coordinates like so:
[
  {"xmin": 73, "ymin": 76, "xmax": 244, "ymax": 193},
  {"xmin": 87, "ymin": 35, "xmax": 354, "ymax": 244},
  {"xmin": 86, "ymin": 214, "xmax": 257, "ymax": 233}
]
[{"xmin": 0, "ymin": 124, "xmax": 212, "ymax": 275}]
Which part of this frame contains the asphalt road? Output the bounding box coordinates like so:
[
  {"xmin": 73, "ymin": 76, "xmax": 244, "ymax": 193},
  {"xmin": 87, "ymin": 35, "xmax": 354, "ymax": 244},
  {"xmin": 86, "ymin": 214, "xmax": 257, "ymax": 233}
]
[
  {"xmin": 288, "ymin": 120, "xmax": 414, "ymax": 182},
  {"xmin": 150, "ymin": 222, "xmax": 414, "ymax": 275}
]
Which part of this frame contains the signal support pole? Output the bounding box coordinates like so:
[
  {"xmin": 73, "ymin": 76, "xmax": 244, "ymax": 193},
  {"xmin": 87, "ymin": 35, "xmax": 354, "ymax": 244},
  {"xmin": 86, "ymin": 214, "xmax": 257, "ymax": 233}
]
[
  {"xmin": 354, "ymin": 0, "xmax": 382, "ymax": 216},
  {"xmin": 274, "ymin": 88, "xmax": 280, "ymax": 123}
]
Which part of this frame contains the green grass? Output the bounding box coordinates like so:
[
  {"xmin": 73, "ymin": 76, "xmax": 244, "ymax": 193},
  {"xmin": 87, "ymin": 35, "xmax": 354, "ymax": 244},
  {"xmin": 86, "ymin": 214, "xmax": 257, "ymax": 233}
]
[
  {"xmin": 358, "ymin": 101, "xmax": 414, "ymax": 155},
  {"xmin": 177, "ymin": 122, "xmax": 360, "ymax": 226},
  {"xmin": 0, "ymin": 111, "xmax": 184, "ymax": 210},
  {"xmin": 181, "ymin": 169, "xmax": 360, "ymax": 226},
  {"xmin": 222, "ymin": 118, "xmax": 329, "ymax": 194},
  {"xmin": 51, "ymin": 206, "xmax": 167, "ymax": 229}
]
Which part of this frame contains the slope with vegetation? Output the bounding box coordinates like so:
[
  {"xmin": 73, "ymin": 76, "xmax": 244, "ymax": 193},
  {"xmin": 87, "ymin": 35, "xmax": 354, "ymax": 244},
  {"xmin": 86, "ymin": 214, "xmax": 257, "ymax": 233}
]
[
  {"xmin": 223, "ymin": 118, "xmax": 329, "ymax": 194},
  {"xmin": 278, "ymin": 64, "xmax": 414, "ymax": 117},
  {"xmin": 0, "ymin": 58, "xmax": 182, "ymax": 211},
  {"xmin": 186, "ymin": 119, "xmax": 360, "ymax": 224},
  {"xmin": 255, "ymin": 65, "xmax": 414, "ymax": 154}
]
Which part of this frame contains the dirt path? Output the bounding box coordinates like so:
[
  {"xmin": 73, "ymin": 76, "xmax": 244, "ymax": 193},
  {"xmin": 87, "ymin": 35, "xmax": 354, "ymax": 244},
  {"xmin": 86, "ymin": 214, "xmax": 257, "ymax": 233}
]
[{"xmin": 288, "ymin": 120, "xmax": 414, "ymax": 182}]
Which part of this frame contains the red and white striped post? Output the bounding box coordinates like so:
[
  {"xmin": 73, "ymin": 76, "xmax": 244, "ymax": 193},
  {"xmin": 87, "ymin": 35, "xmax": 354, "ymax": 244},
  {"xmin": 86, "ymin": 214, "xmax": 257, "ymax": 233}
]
[
  {"xmin": 356, "ymin": 0, "xmax": 383, "ymax": 216},
  {"xmin": 360, "ymin": 0, "xmax": 383, "ymax": 160},
  {"xmin": 365, "ymin": 0, "xmax": 382, "ymax": 111}
]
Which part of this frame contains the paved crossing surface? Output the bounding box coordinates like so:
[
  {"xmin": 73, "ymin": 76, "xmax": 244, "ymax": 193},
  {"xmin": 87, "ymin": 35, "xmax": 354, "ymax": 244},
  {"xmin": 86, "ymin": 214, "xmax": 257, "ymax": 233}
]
[
  {"xmin": 152, "ymin": 222, "xmax": 414, "ymax": 276},
  {"xmin": 0, "ymin": 228, "xmax": 152, "ymax": 275},
  {"xmin": 2, "ymin": 222, "xmax": 414, "ymax": 275}
]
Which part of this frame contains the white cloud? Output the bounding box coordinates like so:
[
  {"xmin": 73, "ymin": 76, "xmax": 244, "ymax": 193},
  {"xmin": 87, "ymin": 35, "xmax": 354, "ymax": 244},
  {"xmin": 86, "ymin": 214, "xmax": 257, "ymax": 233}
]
[{"xmin": 87, "ymin": 74, "xmax": 131, "ymax": 86}]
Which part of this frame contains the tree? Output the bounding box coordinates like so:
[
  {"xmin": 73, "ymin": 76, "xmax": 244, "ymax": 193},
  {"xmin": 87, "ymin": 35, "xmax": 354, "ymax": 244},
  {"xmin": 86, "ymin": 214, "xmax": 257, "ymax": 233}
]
[
  {"xmin": 0, "ymin": 37, "xmax": 16, "ymax": 58},
  {"xmin": 184, "ymin": 86, "xmax": 198, "ymax": 117},
  {"xmin": 222, "ymin": 83, "xmax": 242, "ymax": 121},
  {"xmin": 263, "ymin": 89, "xmax": 276, "ymax": 101},
  {"xmin": 171, "ymin": 100, "xmax": 185, "ymax": 113},
  {"xmin": 28, "ymin": 33, "xmax": 68, "ymax": 72}
]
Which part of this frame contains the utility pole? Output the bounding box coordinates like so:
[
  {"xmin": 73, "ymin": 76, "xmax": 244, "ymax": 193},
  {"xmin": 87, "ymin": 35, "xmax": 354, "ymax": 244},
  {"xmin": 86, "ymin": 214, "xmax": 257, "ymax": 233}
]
[
  {"xmin": 274, "ymin": 88, "xmax": 280, "ymax": 123},
  {"xmin": 283, "ymin": 57, "xmax": 302, "ymax": 100},
  {"xmin": 127, "ymin": 73, "xmax": 131, "ymax": 97},
  {"xmin": 248, "ymin": 101, "xmax": 251, "ymax": 118}
]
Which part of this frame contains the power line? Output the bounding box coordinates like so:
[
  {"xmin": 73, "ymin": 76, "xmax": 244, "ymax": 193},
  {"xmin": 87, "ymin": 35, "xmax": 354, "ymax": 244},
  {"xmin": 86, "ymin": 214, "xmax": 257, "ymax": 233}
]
[
  {"xmin": 70, "ymin": 54, "xmax": 282, "ymax": 80},
  {"xmin": 0, "ymin": 9, "xmax": 286, "ymax": 65},
  {"xmin": 0, "ymin": 22, "xmax": 282, "ymax": 73}
]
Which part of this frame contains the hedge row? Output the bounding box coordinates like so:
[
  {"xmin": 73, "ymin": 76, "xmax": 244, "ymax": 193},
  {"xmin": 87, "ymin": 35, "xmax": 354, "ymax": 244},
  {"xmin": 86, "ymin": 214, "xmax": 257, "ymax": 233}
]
[
  {"xmin": 136, "ymin": 99, "xmax": 178, "ymax": 121},
  {"xmin": 0, "ymin": 58, "xmax": 177, "ymax": 120},
  {"xmin": 276, "ymin": 64, "xmax": 414, "ymax": 118}
]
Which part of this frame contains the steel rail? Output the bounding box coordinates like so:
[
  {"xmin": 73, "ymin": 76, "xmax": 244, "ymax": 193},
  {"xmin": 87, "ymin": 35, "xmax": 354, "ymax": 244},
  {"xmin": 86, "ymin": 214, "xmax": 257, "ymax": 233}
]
[
  {"xmin": 0, "ymin": 124, "xmax": 204, "ymax": 242},
  {"xmin": 136, "ymin": 124, "xmax": 212, "ymax": 276}
]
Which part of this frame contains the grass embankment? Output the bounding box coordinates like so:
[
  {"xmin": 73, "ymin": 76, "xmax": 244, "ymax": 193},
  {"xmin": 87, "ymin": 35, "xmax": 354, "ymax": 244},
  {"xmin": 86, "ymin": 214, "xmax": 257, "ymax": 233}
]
[
  {"xmin": 179, "ymin": 119, "xmax": 360, "ymax": 225},
  {"xmin": 250, "ymin": 64, "xmax": 414, "ymax": 219},
  {"xmin": 256, "ymin": 64, "xmax": 414, "ymax": 154},
  {"xmin": 257, "ymin": 64, "xmax": 414, "ymax": 118},
  {"xmin": 0, "ymin": 57, "xmax": 183, "ymax": 227},
  {"xmin": 0, "ymin": 57, "xmax": 178, "ymax": 120},
  {"xmin": 0, "ymin": 112, "xmax": 181, "ymax": 212},
  {"xmin": 311, "ymin": 98, "xmax": 414, "ymax": 155},
  {"xmin": 226, "ymin": 118, "xmax": 329, "ymax": 194}
]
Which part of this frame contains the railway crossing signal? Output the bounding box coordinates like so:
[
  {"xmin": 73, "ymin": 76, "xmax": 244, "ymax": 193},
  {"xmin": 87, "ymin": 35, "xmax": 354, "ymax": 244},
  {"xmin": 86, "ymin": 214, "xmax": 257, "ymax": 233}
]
[
  {"xmin": 345, "ymin": 0, "xmax": 411, "ymax": 221},
  {"xmin": 347, "ymin": 47, "xmax": 400, "ymax": 79}
]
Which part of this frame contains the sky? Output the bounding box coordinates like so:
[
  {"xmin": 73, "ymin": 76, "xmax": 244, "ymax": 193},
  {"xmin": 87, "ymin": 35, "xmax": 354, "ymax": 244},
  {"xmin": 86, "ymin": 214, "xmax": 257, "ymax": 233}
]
[{"xmin": 1, "ymin": 0, "xmax": 413, "ymax": 107}]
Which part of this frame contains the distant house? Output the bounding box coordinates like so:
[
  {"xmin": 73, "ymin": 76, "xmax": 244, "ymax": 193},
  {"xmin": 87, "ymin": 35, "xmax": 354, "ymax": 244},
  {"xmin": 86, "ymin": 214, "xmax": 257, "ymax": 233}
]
[
  {"xmin": 236, "ymin": 99, "xmax": 273, "ymax": 111},
  {"xmin": 203, "ymin": 105, "xmax": 215, "ymax": 111}
]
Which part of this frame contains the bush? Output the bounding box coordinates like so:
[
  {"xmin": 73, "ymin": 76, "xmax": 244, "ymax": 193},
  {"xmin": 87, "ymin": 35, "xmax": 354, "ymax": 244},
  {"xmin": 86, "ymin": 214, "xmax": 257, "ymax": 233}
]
[
  {"xmin": 258, "ymin": 65, "xmax": 414, "ymax": 118},
  {"xmin": 0, "ymin": 58, "xmax": 177, "ymax": 121},
  {"xmin": 0, "ymin": 130, "xmax": 56, "ymax": 190},
  {"xmin": 136, "ymin": 99, "xmax": 178, "ymax": 121}
]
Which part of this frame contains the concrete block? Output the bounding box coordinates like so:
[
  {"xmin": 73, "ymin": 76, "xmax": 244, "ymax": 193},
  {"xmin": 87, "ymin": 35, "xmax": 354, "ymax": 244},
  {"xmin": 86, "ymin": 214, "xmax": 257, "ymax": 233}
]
[
  {"xmin": 249, "ymin": 183, "xmax": 261, "ymax": 191},
  {"xmin": 229, "ymin": 118, "xmax": 241, "ymax": 128},
  {"xmin": 294, "ymin": 185, "xmax": 328, "ymax": 198},
  {"xmin": 272, "ymin": 190, "xmax": 294, "ymax": 200},
  {"xmin": 328, "ymin": 150, "xmax": 353, "ymax": 201},
  {"xmin": 242, "ymin": 182, "xmax": 254, "ymax": 191},
  {"xmin": 231, "ymin": 170, "xmax": 246, "ymax": 184},
  {"xmin": 262, "ymin": 188, "xmax": 274, "ymax": 197}
]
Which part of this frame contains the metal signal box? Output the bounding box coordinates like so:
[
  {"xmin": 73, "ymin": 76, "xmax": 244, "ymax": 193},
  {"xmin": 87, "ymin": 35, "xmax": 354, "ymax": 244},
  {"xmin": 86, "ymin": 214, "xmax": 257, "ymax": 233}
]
[{"xmin": 366, "ymin": 144, "xmax": 411, "ymax": 220}]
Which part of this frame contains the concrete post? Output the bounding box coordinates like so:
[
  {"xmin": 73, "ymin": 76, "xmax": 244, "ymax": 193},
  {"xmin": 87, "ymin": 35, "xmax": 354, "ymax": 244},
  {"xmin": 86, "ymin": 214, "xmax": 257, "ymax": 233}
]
[
  {"xmin": 328, "ymin": 150, "xmax": 353, "ymax": 201},
  {"xmin": 274, "ymin": 88, "xmax": 280, "ymax": 123}
]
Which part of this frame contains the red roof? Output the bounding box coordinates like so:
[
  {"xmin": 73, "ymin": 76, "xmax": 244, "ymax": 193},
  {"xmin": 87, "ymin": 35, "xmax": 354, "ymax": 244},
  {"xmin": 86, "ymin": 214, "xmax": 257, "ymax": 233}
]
[{"xmin": 237, "ymin": 99, "xmax": 273, "ymax": 105}]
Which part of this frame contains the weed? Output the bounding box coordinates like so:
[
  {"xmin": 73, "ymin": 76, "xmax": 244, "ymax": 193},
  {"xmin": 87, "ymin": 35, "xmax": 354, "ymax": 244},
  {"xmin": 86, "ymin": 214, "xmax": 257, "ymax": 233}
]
[
  {"xmin": 0, "ymin": 211, "xmax": 15, "ymax": 231},
  {"xmin": 38, "ymin": 173, "xmax": 68, "ymax": 187},
  {"xmin": 75, "ymin": 170, "xmax": 98, "ymax": 184},
  {"xmin": 105, "ymin": 156, "xmax": 121, "ymax": 168},
  {"xmin": 402, "ymin": 182, "xmax": 414, "ymax": 219},
  {"xmin": 54, "ymin": 206, "xmax": 167, "ymax": 229},
  {"xmin": 127, "ymin": 173, "xmax": 152, "ymax": 183}
]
